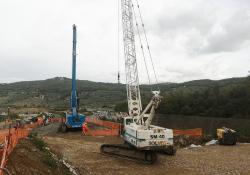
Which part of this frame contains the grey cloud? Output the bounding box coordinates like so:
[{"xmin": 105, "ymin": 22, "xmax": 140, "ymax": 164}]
[
  {"xmin": 0, "ymin": 0, "xmax": 249, "ymax": 83},
  {"xmin": 200, "ymin": 11, "xmax": 250, "ymax": 53},
  {"xmin": 157, "ymin": 11, "xmax": 214, "ymax": 36},
  {"xmin": 153, "ymin": 1, "xmax": 250, "ymax": 55}
]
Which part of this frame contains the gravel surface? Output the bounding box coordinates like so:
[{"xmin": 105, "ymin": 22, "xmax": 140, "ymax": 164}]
[
  {"xmin": 43, "ymin": 131, "xmax": 250, "ymax": 175},
  {"xmin": 32, "ymin": 123, "xmax": 61, "ymax": 136}
]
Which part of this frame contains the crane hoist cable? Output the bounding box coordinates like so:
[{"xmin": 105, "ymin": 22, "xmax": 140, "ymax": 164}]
[
  {"xmin": 134, "ymin": 0, "xmax": 160, "ymax": 91},
  {"xmin": 117, "ymin": 0, "xmax": 121, "ymax": 84},
  {"xmin": 132, "ymin": 2, "xmax": 151, "ymax": 86}
]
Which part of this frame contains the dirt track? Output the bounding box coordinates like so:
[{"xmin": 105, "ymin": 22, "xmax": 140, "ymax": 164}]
[{"xmin": 44, "ymin": 131, "xmax": 250, "ymax": 175}]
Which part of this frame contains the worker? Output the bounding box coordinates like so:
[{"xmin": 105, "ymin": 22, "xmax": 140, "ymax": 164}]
[
  {"xmin": 82, "ymin": 122, "xmax": 88, "ymax": 135},
  {"xmin": 14, "ymin": 125, "xmax": 18, "ymax": 131}
]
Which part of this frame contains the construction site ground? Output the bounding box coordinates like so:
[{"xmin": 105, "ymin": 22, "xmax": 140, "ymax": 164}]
[
  {"xmin": 7, "ymin": 123, "xmax": 250, "ymax": 175},
  {"xmin": 6, "ymin": 138, "xmax": 71, "ymax": 175}
]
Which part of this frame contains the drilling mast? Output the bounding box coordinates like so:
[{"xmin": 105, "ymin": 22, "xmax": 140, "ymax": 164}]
[
  {"xmin": 61, "ymin": 24, "xmax": 86, "ymax": 132},
  {"xmin": 71, "ymin": 24, "xmax": 78, "ymax": 116}
]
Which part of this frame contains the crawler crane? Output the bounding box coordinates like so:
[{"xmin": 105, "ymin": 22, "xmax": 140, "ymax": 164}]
[{"xmin": 101, "ymin": 0, "xmax": 175, "ymax": 164}]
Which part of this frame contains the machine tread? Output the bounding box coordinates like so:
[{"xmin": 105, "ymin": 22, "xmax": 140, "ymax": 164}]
[{"xmin": 100, "ymin": 144, "xmax": 157, "ymax": 164}]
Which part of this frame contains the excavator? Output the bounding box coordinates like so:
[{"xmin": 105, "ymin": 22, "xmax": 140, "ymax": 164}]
[
  {"xmin": 101, "ymin": 0, "xmax": 175, "ymax": 164},
  {"xmin": 61, "ymin": 25, "xmax": 86, "ymax": 132}
]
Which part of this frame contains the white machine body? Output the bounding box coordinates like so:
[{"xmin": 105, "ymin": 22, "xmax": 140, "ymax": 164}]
[{"xmin": 122, "ymin": 117, "xmax": 174, "ymax": 149}]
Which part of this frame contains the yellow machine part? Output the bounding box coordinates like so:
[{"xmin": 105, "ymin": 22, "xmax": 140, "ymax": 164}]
[
  {"xmin": 217, "ymin": 128, "xmax": 237, "ymax": 145},
  {"xmin": 217, "ymin": 129, "xmax": 225, "ymax": 140}
]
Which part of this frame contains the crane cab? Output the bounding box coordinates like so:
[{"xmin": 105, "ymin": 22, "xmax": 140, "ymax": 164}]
[
  {"xmin": 122, "ymin": 117, "xmax": 136, "ymax": 126},
  {"xmin": 122, "ymin": 116, "xmax": 149, "ymax": 127}
]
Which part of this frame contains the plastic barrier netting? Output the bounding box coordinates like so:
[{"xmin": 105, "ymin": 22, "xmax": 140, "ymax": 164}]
[
  {"xmin": 173, "ymin": 128, "xmax": 203, "ymax": 137},
  {"xmin": 85, "ymin": 118, "xmax": 121, "ymax": 136},
  {"xmin": 0, "ymin": 117, "xmax": 44, "ymax": 175},
  {"xmin": 85, "ymin": 118, "xmax": 203, "ymax": 137}
]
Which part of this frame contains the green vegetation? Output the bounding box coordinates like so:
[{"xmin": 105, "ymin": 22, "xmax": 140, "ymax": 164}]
[
  {"xmin": 29, "ymin": 132, "xmax": 47, "ymax": 151},
  {"xmin": 237, "ymin": 126, "xmax": 250, "ymax": 141},
  {"xmin": 115, "ymin": 77, "xmax": 250, "ymax": 119},
  {"xmin": 0, "ymin": 77, "xmax": 126, "ymax": 110},
  {"xmin": 0, "ymin": 76, "xmax": 250, "ymax": 119},
  {"xmin": 158, "ymin": 77, "xmax": 250, "ymax": 119},
  {"xmin": 42, "ymin": 153, "xmax": 57, "ymax": 168},
  {"xmin": 28, "ymin": 132, "xmax": 57, "ymax": 168}
]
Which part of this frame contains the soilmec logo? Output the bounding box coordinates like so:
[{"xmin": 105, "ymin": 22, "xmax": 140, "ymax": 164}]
[{"xmin": 149, "ymin": 140, "xmax": 167, "ymax": 146}]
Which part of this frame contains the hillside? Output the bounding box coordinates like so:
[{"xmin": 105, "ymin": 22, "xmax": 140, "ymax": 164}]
[
  {"xmin": 0, "ymin": 77, "xmax": 126, "ymax": 110},
  {"xmin": 0, "ymin": 77, "xmax": 249, "ymax": 118}
]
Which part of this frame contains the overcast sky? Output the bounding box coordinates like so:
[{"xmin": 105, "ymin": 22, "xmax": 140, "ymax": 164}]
[{"xmin": 0, "ymin": 0, "xmax": 250, "ymax": 84}]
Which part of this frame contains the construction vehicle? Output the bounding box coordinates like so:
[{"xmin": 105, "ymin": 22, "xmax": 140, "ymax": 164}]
[
  {"xmin": 61, "ymin": 24, "xmax": 86, "ymax": 132},
  {"xmin": 217, "ymin": 127, "xmax": 237, "ymax": 145},
  {"xmin": 101, "ymin": 0, "xmax": 175, "ymax": 164}
]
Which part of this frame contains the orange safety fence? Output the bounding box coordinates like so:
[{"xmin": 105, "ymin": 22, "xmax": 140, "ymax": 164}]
[
  {"xmin": 49, "ymin": 117, "xmax": 65, "ymax": 123},
  {"xmin": 86, "ymin": 118, "xmax": 121, "ymax": 129},
  {"xmin": 86, "ymin": 118, "xmax": 203, "ymax": 138},
  {"xmin": 27, "ymin": 117, "xmax": 202, "ymax": 138},
  {"xmin": 85, "ymin": 118, "xmax": 121, "ymax": 136},
  {"xmin": 173, "ymin": 128, "xmax": 203, "ymax": 137},
  {"xmin": 0, "ymin": 117, "xmax": 44, "ymax": 175},
  {"xmin": 85, "ymin": 128, "xmax": 120, "ymax": 136}
]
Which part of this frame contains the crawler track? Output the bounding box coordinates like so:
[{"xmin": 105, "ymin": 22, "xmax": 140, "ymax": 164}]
[{"xmin": 100, "ymin": 144, "xmax": 157, "ymax": 164}]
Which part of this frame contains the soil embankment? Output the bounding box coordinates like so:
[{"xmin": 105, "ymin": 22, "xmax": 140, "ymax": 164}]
[{"xmin": 6, "ymin": 138, "xmax": 71, "ymax": 175}]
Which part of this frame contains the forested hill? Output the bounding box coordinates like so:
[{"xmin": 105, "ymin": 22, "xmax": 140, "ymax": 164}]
[
  {"xmin": 0, "ymin": 76, "xmax": 249, "ymax": 119},
  {"xmin": 158, "ymin": 77, "xmax": 250, "ymax": 119}
]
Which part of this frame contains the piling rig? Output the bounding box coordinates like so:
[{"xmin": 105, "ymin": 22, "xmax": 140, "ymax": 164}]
[
  {"xmin": 61, "ymin": 25, "xmax": 86, "ymax": 132},
  {"xmin": 101, "ymin": 0, "xmax": 176, "ymax": 164}
]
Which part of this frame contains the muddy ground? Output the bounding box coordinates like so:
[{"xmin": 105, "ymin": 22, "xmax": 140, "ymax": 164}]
[{"xmin": 7, "ymin": 123, "xmax": 250, "ymax": 175}]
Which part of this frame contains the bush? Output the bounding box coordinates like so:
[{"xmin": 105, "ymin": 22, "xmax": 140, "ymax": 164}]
[
  {"xmin": 29, "ymin": 132, "xmax": 47, "ymax": 151},
  {"xmin": 43, "ymin": 153, "xmax": 57, "ymax": 168},
  {"xmin": 29, "ymin": 132, "xmax": 58, "ymax": 167}
]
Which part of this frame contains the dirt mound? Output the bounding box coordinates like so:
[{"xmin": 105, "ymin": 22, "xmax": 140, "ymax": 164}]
[{"xmin": 6, "ymin": 138, "xmax": 71, "ymax": 175}]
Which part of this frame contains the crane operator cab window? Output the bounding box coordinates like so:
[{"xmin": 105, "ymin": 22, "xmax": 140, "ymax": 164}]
[{"xmin": 122, "ymin": 117, "xmax": 135, "ymax": 126}]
